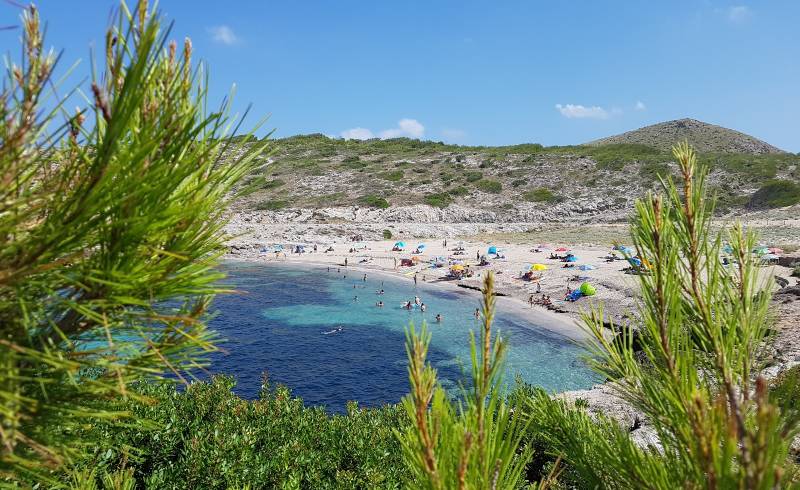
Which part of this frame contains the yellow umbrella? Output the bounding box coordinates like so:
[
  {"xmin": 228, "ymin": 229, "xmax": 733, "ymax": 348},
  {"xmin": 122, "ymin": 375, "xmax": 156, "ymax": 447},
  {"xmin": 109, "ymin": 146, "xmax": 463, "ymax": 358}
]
[
  {"xmin": 450, "ymin": 264, "xmax": 465, "ymax": 271},
  {"xmin": 531, "ymin": 263, "xmax": 548, "ymax": 271}
]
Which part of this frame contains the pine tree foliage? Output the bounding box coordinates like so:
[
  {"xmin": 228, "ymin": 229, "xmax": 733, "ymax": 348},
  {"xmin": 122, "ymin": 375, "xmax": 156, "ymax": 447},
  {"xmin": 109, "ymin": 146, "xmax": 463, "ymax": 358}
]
[
  {"xmin": 525, "ymin": 142, "xmax": 800, "ymax": 489},
  {"xmin": 396, "ymin": 273, "xmax": 540, "ymax": 490},
  {"xmin": 0, "ymin": 1, "xmax": 265, "ymax": 483}
]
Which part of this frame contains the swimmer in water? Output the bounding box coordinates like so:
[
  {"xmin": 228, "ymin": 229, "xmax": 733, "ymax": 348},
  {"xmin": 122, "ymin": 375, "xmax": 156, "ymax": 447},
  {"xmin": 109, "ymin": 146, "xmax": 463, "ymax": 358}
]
[
  {"xmin": 353, "ymin": 295, "xmax": 358, "ymax": 301},
  {"xmin": 435, "ymin": 314, "xmax": 442, "ymax": 323},
  {"xmin": 420, "ymin": 303, "xmax": 427, "ymax": 312},
  {"xmin": 414, "ymin": 296, "xmax": 421, "ymax": 305},
  {"xmin": 323, "ymin": 326, "xmax": 344, "ymax": 335},
  {"xmin": 377, "ymin": 301, "xmax": 384, "ymax": 307},
  {"xmin": 474, "ymin": 308, "xmax": 480, "ymax": 319}
]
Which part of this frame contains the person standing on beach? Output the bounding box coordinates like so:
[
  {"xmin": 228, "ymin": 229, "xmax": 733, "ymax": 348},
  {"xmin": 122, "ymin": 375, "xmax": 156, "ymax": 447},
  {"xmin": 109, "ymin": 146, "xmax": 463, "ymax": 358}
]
[
  {"xmin": 476, "ymin": 251, "xmax": 480, "ymax": 261},
  {"xmin": 529, "ymin": 294, "xmax": 534, "ymax": 308},
  {"xmin": 363, "ymin": 274, "xmax": 367, "ymax": 282},
  {"xmin": 414, "ymin": 273, "xmax": 418, "ymax": 285},
  {"xmin": 536, "ymin": 282, "xmax": 541, "ymax": 293},
  {"xmin": 344, "ymin": 257, "xmax": 348, "ymax": 267}
]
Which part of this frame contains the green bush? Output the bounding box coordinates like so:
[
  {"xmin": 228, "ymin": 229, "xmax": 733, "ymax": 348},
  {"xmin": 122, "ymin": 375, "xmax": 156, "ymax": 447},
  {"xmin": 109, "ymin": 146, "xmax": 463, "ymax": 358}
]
[
  {"xmin": 791, "ymin": 264, "xmax": 800, "ymax": 278},
  {"xmin": 523, "ymin": 187, "xmax": 560, "ymax": 203},
  {"xmin": 748, "ymin": 179, "xmax": 800, "ymax": 209},
  {"xmin": 475, "ymin": 179, "xmax": 502, "ymax": 193},
  {"xmin": 464, "ymin": 171, "xmax": 483, "ymax": 182},
  {"xmin": 424, "ymin": 192, "xmax": 453, "ymax": 208},
  {"xmin": 357, "ymin": 194, "xmax": 390, "ymax": 209},
  {"xmin": 73, "ymin": 377, "xmax": 409, "ymax": 488},
  {"xmin": 382, "ymin": 229, "xmax": 393, "ymax": 239},
  {"xmin": 256, "ymin": 199, "xmax": 288, "ymax": 211},
  {"xmin": 512, "ymin": 178, "xmax": 528, "ymax": 187},
  {"xmin": 448, "ymin": 186, "xmax": 470, "ymax": 197},
  {"xmin": 380, "ymin": 169, "xmax": 404, "ymax": 181}
]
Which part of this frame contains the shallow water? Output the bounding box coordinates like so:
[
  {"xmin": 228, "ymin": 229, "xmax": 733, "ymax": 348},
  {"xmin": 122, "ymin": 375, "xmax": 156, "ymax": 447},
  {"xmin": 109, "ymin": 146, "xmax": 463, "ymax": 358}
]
[{"xmin": 205, "ymin": 261, "xmax": 599, "ymax": 412}]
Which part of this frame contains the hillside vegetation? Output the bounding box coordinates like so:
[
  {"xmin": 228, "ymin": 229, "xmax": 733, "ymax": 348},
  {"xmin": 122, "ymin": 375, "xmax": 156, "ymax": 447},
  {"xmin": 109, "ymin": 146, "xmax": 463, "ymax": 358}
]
[{"xmin": 236, "ymin": 126, "xmax": 799, "ymax": 220}]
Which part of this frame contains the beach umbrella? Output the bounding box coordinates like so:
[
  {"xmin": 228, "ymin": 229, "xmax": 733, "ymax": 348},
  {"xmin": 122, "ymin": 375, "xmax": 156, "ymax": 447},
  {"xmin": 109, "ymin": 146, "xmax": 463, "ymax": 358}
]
[
  {"xmin": 531, "ymin": 263, "xmax": 548, "ymax": 271},
  {"xmin": 417, "ymin": 244, "xmax": 426, "ymax": 249},
  {"xmin": 769, "ymin": 247, "xmax": 784, "ymax": 254},
  {"xmin": 450, "ymin": 264, "xmax": 465, "ymax": 271},
  {"xmin": 578, "ymin": 264, "xmax": 596, "ymax": 271},
  {"xmin": 566, "ymin": 255, "xmax": 578, "ymax": 263},
  {"xmin": 555, "ymin": 247, "xmax": 569, "ymax": 252},
  {"xmin": 487, "ymin": 245, "xmax": 498, "ymax": 254},
  {"xmin": 394, "ymin": 241, "xmax": 406, "ymax": 249},
  {"xmin": 579, "ymin": 282, "xmax": 596, "ymax": 296},
  {"xmin": 628, "ymin": 257, "xmax": 642, "ymax": 267}
]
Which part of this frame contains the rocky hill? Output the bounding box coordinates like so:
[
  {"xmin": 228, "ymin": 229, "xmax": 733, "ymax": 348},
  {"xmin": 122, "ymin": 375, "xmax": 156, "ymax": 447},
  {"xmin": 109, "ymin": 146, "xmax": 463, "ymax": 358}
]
[
  {"xmin": 227, "ymin": 121, "xmax": 799, "ymax": 238},
  {"xmin": 586, "ymin": 118, "xmax": 785, "ymax": 154}
]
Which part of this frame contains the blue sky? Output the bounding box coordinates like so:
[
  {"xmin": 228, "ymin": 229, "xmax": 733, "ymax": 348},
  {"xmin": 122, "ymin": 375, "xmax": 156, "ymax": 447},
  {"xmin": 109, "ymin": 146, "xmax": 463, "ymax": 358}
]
[{"xmin": 7, "ymin": 1, "xmax": 800, "ymax": 151}]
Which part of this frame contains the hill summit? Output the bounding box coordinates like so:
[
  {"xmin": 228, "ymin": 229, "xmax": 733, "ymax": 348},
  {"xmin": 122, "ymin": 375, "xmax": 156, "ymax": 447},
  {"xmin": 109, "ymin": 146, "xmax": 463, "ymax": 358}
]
[{"xmin": 586, "ymin": 118, "xmax": 785, "ymax": 154}]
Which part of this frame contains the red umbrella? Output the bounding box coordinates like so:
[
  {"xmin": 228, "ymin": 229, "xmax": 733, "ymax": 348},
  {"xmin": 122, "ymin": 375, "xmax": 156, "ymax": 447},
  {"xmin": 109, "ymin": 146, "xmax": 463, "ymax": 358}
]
[
  {"xmin": 769, "ymin": 247, "xmax": 784, "ymax": 254},
  {"xmin": 555, "ymin": 247, "xmax": 569, "ymax": 252}
]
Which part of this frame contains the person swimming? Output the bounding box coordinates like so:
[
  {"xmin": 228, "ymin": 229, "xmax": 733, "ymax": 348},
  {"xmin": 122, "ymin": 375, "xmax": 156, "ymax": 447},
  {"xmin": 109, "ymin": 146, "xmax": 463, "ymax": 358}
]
[
  {"xmin": 323, "ymin": 326, "xmax": 344, "ymax": 335},
  {"xmin": 435, "ymin": 314, "xmax": 442, "ymax": 323},
  {"xmin": 414, "ymin": 296, "xmax": 421, "ymax": 305},
  {"xmin": 474, "ymin": 308, "xmax": 480, "ymax": 319},
  {"xmin": 420, "ymin": 303, "xmax": 427, "ymax": 312},
  {"xmin": 376, "ymin": 301, "xmax": 384, "ymax": 307}
]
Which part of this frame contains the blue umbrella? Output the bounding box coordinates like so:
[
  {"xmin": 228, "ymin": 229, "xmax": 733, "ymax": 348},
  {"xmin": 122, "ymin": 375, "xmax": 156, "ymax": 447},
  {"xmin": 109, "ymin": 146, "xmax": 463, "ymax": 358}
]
[
  {"xmin": 578, "ymin": 264, "xmax": 596, "ymax": 271},
  {"xmin": 566, "ymin": 255, "xmax": 578, "ymax": 263},
  {"xmin": 394, "ymin": 241, "xmax": 406, "ymax": 248},
  {"xmin": 488, "ymin": 246, "xmax": 498, "ymax": 254}
]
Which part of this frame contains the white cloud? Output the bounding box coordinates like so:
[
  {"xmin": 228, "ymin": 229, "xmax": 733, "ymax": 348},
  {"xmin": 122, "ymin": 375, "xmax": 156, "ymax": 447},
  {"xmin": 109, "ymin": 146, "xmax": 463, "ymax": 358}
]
[
  {"xmin": 208, "ymin": 25, "xmax": 240, "ymax": 45},
  {"xmin": 379, "ymin": 118, "xmax": 425, "ymax": 139},
  {"xmin": 340, "ymin": 127, "xmax": 375, "ymax": 140},
  {"xmin": 555, "ymin": 103, "xmax": 611, "ymax": 120},
  {"xmin": 727, "ymin": 5, "xmax": 751, "ymax": 23},
  {"xmin": 441, "ymin": 128, "xmax": 466, "ymax": 142},
  {"xmin": 341, "ymin": 118, "xmax": 426, "ymax": 140},
  {"xmin": 635, "ymin": 100, "xmax": 647, "ymax": 111}
]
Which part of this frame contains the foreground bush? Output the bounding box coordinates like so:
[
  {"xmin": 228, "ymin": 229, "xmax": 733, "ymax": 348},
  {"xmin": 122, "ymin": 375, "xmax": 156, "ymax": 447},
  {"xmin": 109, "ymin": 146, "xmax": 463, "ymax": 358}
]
[
  {"xmin": 0, "ymin": 1, "xmax": 263, "ymax": 484},
  {"xmin": 71, "ymin": 377, "xmax": 409, "ymax": 488},
  {"xmin": 523, "ymin": 143, "xmax": 800, "ymax": 488}
]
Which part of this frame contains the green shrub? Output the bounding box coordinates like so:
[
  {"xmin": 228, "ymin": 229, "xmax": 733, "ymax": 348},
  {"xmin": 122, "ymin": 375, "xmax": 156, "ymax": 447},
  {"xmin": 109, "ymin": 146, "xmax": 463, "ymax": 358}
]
[
  {"xmin": 587, "ymin": 143, "xmax": 663, "ymax": 171},
  {"xmin": 792, "ymin": 264, "xmax": 800, "ymax": 278},
  {"xmin": 464, "ymin": 171, "xmax": 483, "ymax": 182},
  {"xmin": 748, "ymin": 179, "xmax": 800, "ymax": 209},
  {"xmin": 475, "ymin": 179, "xmax": 502, "ymax": 193},
  {"xmin": 74, "ymin": 377, "xmax": 409, "ymax": 488},
  {"xmin": 382, "ymin": 229, "xmax": 393, "ymax": 239},
  {"xmin": 357, "ymin": 194, "xmax": 390, "ymax": 209},
  {"xmin": 523, "ymin": 187, "xmax": 560, "ymax": 203},
  {"xmin": 380, "ymin": 169, "xmax": 404, "ymax": 181},
  {"xmin": 448, "ymin": 186, "xmax": 470, "ymax": 197},
  {"xmin": 256, "ymin": 199, "xmax": 288, "ymax": 211},
  {"xmin": 424, "ymin": 192, "xmax": 453, "ymax": 208}
]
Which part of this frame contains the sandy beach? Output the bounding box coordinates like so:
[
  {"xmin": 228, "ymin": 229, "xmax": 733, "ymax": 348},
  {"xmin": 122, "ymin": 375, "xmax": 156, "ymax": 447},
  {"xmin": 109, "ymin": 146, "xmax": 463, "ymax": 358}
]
[{"xmin": 226, "ymin": 237, "xmax": 797, "ymax": 334}]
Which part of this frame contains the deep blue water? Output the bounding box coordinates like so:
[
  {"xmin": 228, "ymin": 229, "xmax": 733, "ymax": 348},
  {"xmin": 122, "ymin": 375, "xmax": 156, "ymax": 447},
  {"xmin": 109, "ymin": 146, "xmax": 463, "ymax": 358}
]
[{"xmin": 205, "ymin": 261, "xmax": 598, "ymax": 412}]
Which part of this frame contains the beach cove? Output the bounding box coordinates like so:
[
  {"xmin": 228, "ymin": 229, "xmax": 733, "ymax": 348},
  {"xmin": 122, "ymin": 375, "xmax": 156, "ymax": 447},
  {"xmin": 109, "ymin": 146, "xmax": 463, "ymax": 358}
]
[{"xmin": 205, "ymin": 260, "xmax": 601, "ymax": 412}]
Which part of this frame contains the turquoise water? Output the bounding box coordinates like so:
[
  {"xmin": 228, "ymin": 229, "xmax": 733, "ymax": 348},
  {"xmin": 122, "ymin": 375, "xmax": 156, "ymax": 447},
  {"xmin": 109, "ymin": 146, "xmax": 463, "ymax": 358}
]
[{"xmin": 206, "ymin": 261, "xmax": 599, "ymax": 412}]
